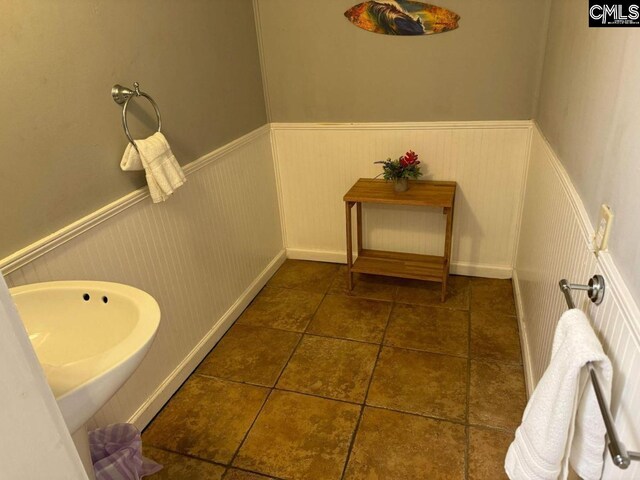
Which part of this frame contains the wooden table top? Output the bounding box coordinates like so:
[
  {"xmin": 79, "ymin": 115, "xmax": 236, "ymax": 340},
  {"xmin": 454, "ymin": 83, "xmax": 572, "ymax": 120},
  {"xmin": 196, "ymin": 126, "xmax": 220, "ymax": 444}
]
[{"xmin": 343, "ymin": 178, "xmax": 456, "ymax": 207}]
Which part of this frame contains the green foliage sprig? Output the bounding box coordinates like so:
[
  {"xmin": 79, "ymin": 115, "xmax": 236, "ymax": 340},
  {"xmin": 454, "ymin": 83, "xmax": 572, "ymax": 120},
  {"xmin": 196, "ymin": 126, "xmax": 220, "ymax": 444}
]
[{"xmin": 375, "ymin": 150, "xmax": 423, "ymax": 180}]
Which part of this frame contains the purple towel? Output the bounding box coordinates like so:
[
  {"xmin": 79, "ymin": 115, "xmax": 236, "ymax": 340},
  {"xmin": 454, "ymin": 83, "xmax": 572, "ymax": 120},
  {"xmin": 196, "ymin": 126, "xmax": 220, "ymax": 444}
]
[{"xmin": 89, "ymin": 424, "xmax": 162, "ymax": 480}]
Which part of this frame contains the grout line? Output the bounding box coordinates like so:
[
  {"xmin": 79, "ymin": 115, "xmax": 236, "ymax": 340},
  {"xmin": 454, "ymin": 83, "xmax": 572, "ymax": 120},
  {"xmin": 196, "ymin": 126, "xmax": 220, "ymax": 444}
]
[
  {"xmin": 193, "ymin": 373, "xmax": 471, "ymax": 427},
  {"xmin": 394, "ymin": 299, "xmax": 469, "ymax": 312},
  {"xmin": 193, "ymin": 372, "xmax": 273, "ymax": 389},
  {"xmin": 226, "ymin": 388, "xmax": 273, "ymax": 469},
  {"xmin": 376, "ymin": 343, "xmax": 470, "ymax": 362},
  {"xmin": 223, "ymin": 464, "xmax": 286, "ymax": 479},
  {"xmin": 360, "ymin": 403, "xmax": 469, "ymax": 428},
  {"xmin": 464, "ymin": 294, "xmax": 473, "ymax": 480},
  {"xmin": 225, "ymin": 265, "xmax": 336, "ymax": 473},
  {"xmin": 339, "ymin": 407, "xmax": 362, "ymax": 480},
  {"xmin": 271, "ymin": 386, "xmax": 363, "ymax": 406},
  {"xmin": 269, "ymin": 277, "xmax": 335, "ymax": 386},
  {"xmin": 233, "ymin": 321, "xmax": 305, "ymax": 336},
  {"xmin": 325, "ymin": 290, "xmax": 395, "ymax": 303},
  {"xmin": 224, "ymin": 287, "xmax": 510, "ymax": 366},
  {"xmin": 225, "ymin": 340, "xmax": 307, "ymax": 468},
  {"xmin": 339, "ymin": 295, "xmax": 394, "ymax": 480},
  {"xmin": 145, "ymin": 444, "xmax": 229, "ymax": 469},
  {"xmin": 302, "ymin": 330, "xmax": 388, "ymax": 348},
  {"xmin": 223, "ymin": 466, "xmax": 287, "ymax": 480},
  {"xmin": 149, "ymin": 439, "xmax": 297, "ymax": 480}
]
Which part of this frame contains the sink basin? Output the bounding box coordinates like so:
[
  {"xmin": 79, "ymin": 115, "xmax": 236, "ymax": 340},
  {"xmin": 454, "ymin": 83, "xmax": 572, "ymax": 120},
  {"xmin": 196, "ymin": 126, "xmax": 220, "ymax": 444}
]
[{"xmin": 10, "ymin": 281, "xmax": 160, "ymax": 433}]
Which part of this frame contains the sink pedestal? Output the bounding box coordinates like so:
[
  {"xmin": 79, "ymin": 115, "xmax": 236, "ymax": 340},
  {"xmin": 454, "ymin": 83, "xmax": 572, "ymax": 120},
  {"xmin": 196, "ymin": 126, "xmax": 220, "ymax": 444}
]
[{"xmin": 72, "ymin": 425, "xmax": 96, "ymax": 480}]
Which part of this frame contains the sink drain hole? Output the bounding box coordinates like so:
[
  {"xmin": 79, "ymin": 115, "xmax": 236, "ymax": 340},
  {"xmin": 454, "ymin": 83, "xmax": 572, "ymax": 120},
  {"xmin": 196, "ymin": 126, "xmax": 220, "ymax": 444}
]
[{"xmin": 83, "ymin": 293, "xmax": 90, "ymax": 301}]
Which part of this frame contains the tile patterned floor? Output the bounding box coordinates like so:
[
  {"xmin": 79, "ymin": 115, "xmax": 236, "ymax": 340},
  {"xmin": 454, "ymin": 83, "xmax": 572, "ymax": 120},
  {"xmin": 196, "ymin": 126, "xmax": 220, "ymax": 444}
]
[{"xmin": 143, "ymin": 260, "xmax": 527, "ymax": 480}]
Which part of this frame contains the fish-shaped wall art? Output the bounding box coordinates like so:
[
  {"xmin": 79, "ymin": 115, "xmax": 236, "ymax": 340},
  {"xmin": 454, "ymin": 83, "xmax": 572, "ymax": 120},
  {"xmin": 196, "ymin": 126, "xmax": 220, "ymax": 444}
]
[{"xmin": 344, "ymin": 0, "xmax": 460, "ymax": 36}]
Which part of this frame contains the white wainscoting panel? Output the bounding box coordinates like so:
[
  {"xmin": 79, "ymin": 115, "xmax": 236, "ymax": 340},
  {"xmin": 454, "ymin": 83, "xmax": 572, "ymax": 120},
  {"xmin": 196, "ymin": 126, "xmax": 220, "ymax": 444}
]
[
  {"xmin": 3, "ymin": 126, "xmax": 284, "ymax": 430},
  {"xmin": 515, "ymin": 125, "xmax": 640, "ymax": 479},
  {"xmin": 272, "ymin": 122, "xmax": 532, "ymax": 278}
]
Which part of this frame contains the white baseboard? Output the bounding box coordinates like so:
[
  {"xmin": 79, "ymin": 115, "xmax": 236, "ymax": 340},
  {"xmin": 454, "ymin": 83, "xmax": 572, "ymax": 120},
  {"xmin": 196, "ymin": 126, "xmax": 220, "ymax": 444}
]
[
  {"xmin": 450, "ymin": 261, "xmax": 512, "ymax": 279},
  {"xmin": 512, "ymin": 269, "xmax": 534, "ymax": 396},
  {"xmin": 271, "ymin": 120, "xmax": 533, "ymax": 131},
  {"xmin": 286, "ymin": 248, "xmax": 513, "ymax": 279},
  {"xmin": 127, "ymin": 249, "xmax": 286, "ymax": 429},
  {"xmin": 286, "ymin": 248, "xmax": 346, "ymax": 264}
]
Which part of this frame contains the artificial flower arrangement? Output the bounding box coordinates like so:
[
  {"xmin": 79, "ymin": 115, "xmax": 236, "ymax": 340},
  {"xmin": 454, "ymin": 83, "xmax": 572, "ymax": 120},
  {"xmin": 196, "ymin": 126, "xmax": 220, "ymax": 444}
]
[{"xmin": 375, "ymin": 150, "xmax": 422, "ymax": 191}]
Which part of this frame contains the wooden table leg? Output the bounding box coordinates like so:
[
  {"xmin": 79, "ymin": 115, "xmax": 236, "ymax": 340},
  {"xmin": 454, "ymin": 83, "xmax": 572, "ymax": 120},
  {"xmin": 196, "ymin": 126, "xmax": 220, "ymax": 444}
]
[
  {"xmin": 441, "ymin": 269, "xmax": 449, "ymax": 302},
  {"xmin": 345, "ymin": 201, "xmax": 354, "ymax": 290},
  {"xmin": 356, "ymin": 202, "xmax": 363, "ymax": 256},
  {"xmin": 442, "ymin": 206, "xmax": 454, "ymax": 302}
]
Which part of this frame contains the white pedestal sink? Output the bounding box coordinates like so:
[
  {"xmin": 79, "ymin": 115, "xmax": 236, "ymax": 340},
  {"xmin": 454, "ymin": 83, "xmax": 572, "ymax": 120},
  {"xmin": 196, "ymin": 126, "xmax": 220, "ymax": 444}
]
[{"xmin": 10, "ymin": 281, "xmax": 161, "ymax": 477}]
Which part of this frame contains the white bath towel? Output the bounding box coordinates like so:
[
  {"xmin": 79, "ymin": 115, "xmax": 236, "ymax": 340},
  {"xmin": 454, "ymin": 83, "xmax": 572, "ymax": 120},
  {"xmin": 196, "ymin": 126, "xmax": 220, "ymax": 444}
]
[
  {"xmin": 120, "ymin": 132, "xmax": 186, "ymax": 203},
  {"xmin": 505, "ymin": 308, "xmax": 612, "ymax": 480}
]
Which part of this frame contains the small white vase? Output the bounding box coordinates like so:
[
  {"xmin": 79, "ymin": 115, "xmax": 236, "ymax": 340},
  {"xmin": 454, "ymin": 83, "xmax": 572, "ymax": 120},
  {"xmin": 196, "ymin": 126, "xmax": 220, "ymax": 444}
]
[{"xmin": 393, "ymin": 178, "xmax": 409, "ymax": 192}]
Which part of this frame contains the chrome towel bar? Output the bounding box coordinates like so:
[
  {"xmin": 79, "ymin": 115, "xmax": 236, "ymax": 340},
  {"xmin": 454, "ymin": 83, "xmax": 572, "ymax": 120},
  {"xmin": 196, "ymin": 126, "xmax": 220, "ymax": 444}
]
[
  {"xmin": 111, "ymin": 82, "xmax": 162, "ymax": 153},
  {"xmin": 558, "ymin": 275, "xmax": 640, "ymax": 469}
]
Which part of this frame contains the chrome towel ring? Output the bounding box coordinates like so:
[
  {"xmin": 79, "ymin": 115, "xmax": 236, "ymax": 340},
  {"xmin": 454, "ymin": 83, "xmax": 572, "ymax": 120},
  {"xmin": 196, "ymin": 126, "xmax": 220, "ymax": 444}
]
[{"xmin": 111, "ymin": 82, "xmax": 162, "ymax": 152}]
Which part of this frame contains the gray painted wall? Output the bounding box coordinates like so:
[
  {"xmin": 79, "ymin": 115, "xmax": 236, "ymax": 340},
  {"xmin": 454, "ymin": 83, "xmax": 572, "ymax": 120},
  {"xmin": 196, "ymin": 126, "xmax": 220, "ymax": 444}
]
[
  {"xmin": 536, "ymin": 0, "xmax": 640, "ymax": 298},
  {"xmin": 255, "ymin": 0, "xmax": 550, "ymax": 122},
  {"xmin": 0, "ymin": 0, "xmax": 266, "ymax": 258}
]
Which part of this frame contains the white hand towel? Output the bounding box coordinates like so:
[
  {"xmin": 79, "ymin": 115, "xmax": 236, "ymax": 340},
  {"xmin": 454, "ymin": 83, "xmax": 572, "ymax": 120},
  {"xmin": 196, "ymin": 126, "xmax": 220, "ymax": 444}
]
[
  {"xmin": 505, "ymin": 308, "xmax": 611, "ymax": 480},
  {"xmin": 120, "ymin": 132, "xmax": 186, "ymax": 203}
]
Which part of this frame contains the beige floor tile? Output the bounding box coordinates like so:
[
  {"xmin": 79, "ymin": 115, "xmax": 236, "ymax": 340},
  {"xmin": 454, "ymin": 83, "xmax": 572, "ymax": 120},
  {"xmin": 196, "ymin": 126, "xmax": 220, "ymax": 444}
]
[
  {"xmin": 143, "ymin": 376, "xmax": 268, "ymax": 464},
  {"xmin": 268, "ymin": 260, "xmax": 340, "ymax": 293},
  {"xmin": 396, "ymin": 275, "xmax": 470, "ymax": 310},
  {"xmin": 384, "ymin": 303, "xmax": 468, "ymax": 356},
  {"xmin": 468, "ymin": 426, "xmax": 514, "ymax": 480},
  {"xmin": 224, "ymin": 469, "xmax": 279, "ymax": 479},
  {"xmin": 469, "ymin": 360, "xmax": 527, "ymax": 430},
  {"xmin": 143, "ymin": 447, "xmax": 225, "ymax": 480},
  {"xmin": 328, "ymin": 266, "xmax": 399, "ymax": 302},
  {"xmin": 277, "ymin": 335, "xmax": 379, "ymax": 402},
  {"xmin": 470, "ymin": 278, "xmax": 516, "ymax": 316},
  {"xmin": 237, "ymin": 287, "xmax": 323, "ymax": 332},
  {"xmin": 568, "ymin": 467, "xmax": 582, "ymax": 480},
  {"xmin": 307, "ymin": 295, "xmax": 392, "ymax": 343},
  {"xmin": 367, "ymin": 347, "xmax": 467, "ymax": 421},
  {"xmin": 471, "ymin": 311, "xmax": 522, "ymax": 364},
  {"xmin": 196, "ymin": 325, "xmax": 300, "ymax": 386},
  {"xmin": 233, "ymin": 390, "xmax": 360, "ymax": 480},
  {"xmin": 144, "ymin": 264, "xmax": 534, "ymax": 480},
  {"xmin": 343, "ymin": 407, "xmax": 465, "ymax": 480}
]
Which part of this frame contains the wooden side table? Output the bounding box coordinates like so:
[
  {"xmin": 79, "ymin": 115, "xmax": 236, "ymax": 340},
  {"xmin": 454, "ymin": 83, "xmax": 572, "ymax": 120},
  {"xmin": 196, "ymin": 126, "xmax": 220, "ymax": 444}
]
[{"xmin": 343, "ymin": 178, "xmax": 456, "ymax": 302}]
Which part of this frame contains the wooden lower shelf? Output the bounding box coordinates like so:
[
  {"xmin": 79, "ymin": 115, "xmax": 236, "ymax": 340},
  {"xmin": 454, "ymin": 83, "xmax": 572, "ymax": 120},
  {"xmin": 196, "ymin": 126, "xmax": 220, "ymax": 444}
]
[{"xmin": 351, "ymin": 249, "xmax": 447, "ymax": 282}]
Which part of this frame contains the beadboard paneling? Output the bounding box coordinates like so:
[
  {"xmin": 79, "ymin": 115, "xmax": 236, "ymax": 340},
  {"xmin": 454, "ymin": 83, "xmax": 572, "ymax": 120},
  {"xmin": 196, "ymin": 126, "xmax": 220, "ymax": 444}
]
[
  {"xmin": 272, "ymin": 122, "xmax": 531, "ymax": 278},
  {"xmin": 3, "ymin": 127, "xmax": 284, "ymax": 431},
  {"xmin": 515, "ymin": 125, "xmax": 640, "ymax": 479}
]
